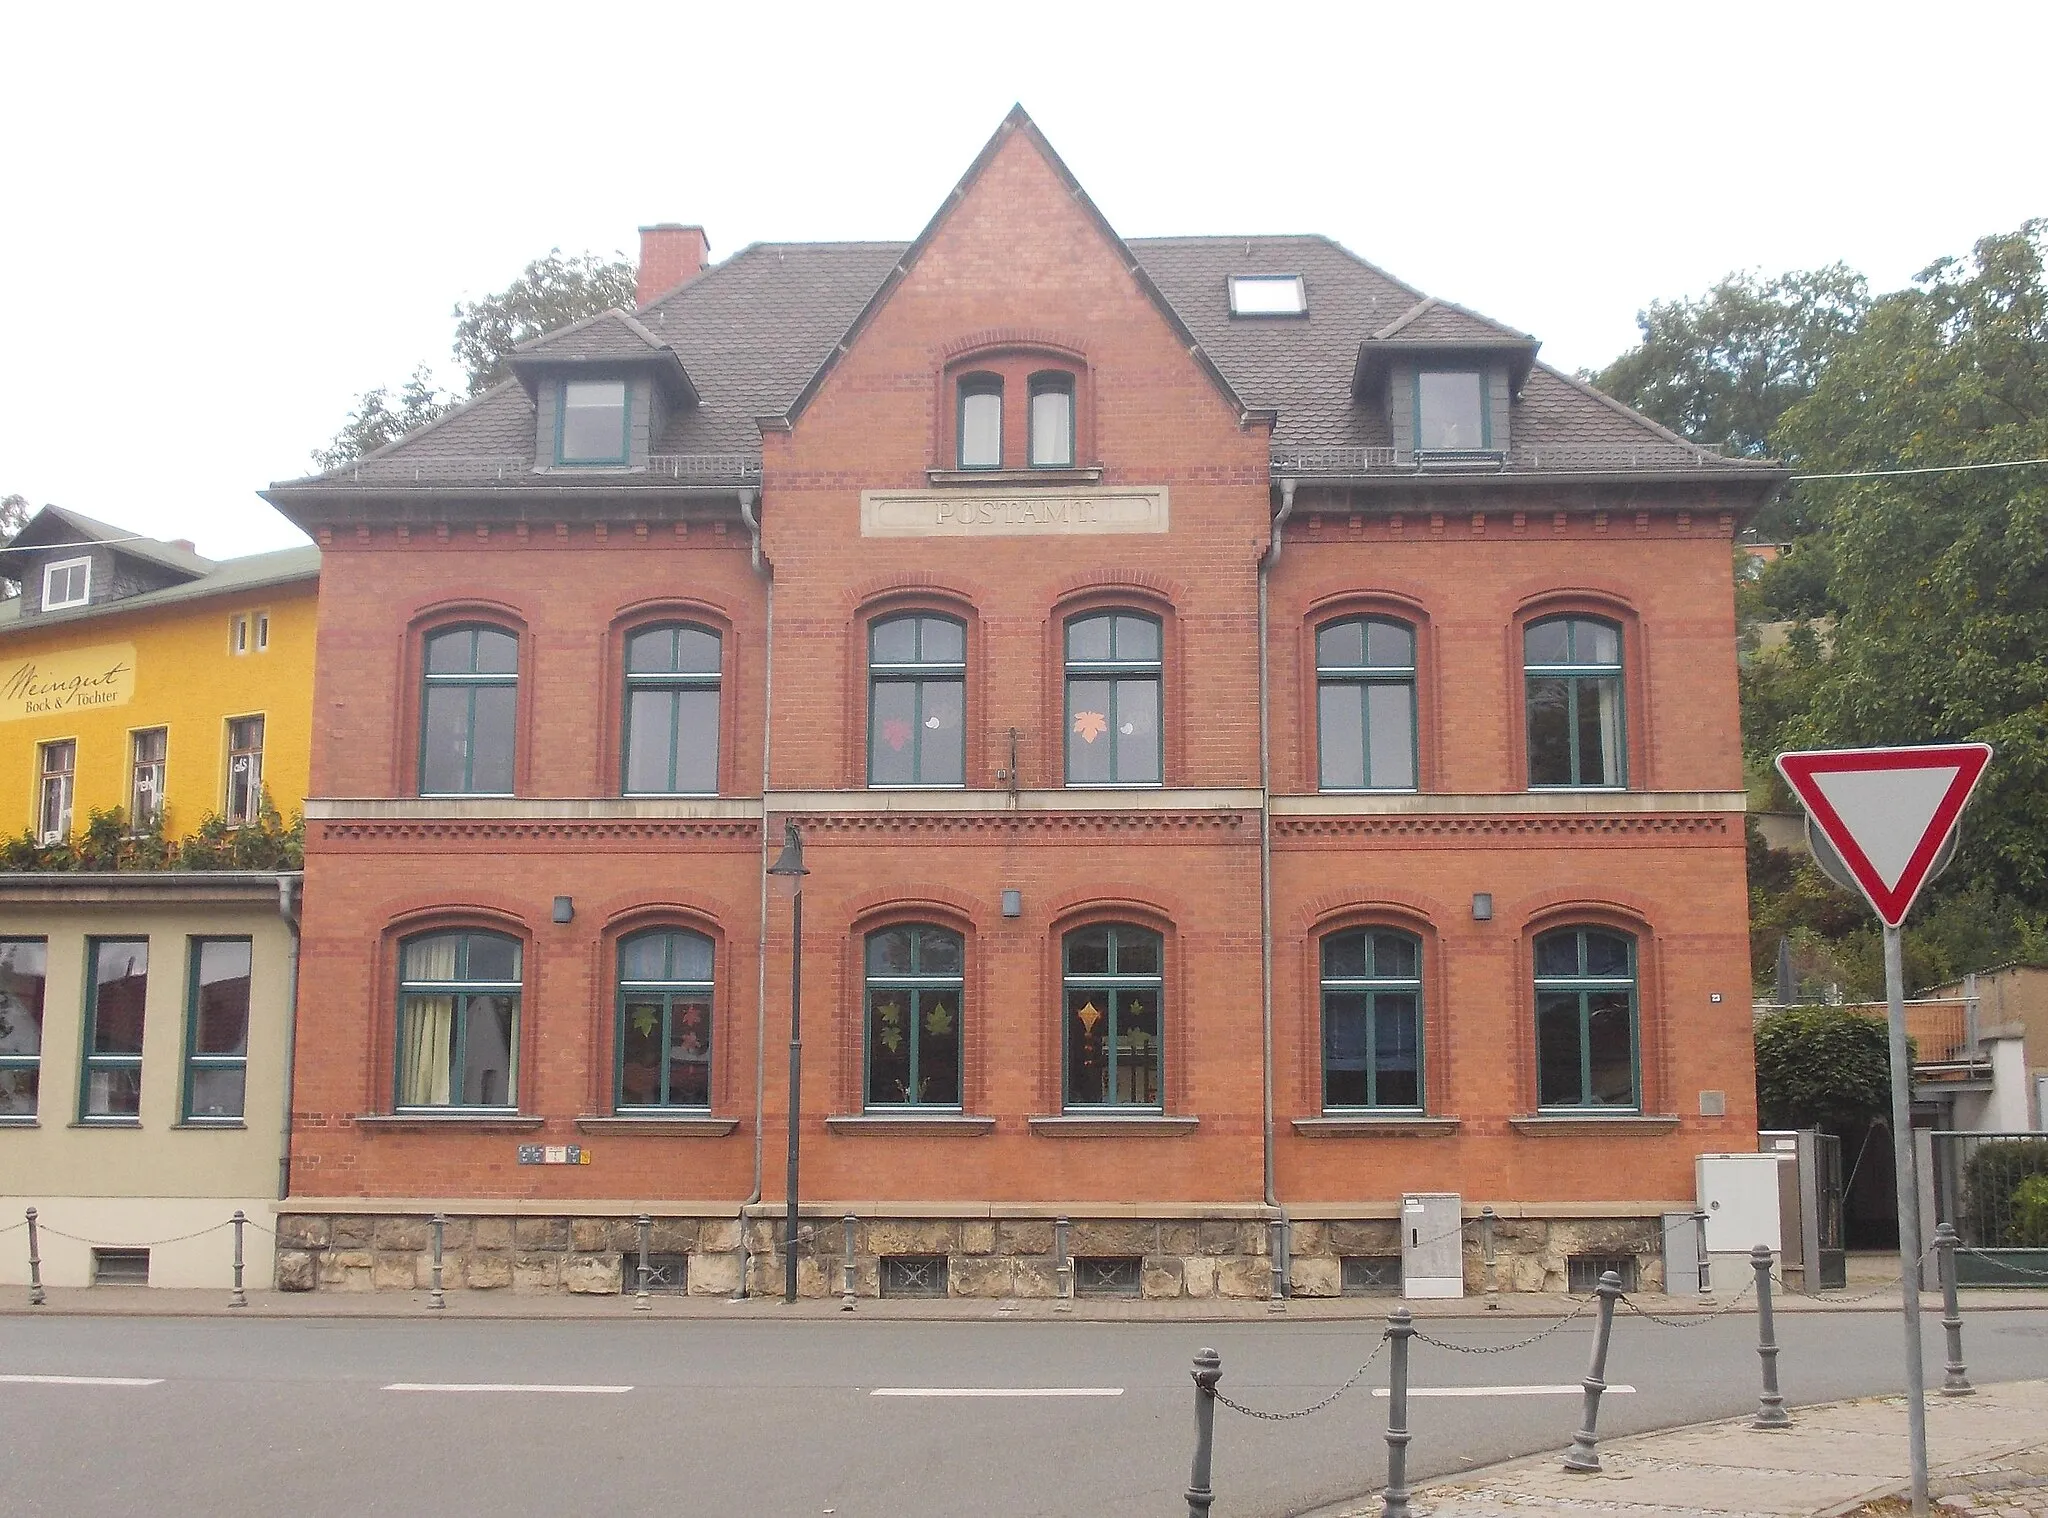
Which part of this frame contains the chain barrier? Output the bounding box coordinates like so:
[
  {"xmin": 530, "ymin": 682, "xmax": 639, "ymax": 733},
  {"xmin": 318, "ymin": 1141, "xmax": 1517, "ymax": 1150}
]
[
  {"xmin": 1620, "ymin": 1272, "xmax": 1756, "ymax": 1327},
  {"xmin": 1958, "ymin": 1243, "xmax": 2048, "ymax": 1279},
  {"xmin": 1213, "ymin": 1336, "xmax": 1387, "ymax": 1422},
  {"xmin": 37, "ymin": 1219, "xmax": 234, "ymax": 1249},
  {"xmin": 1411, "ymin": 1292, "xmax": 1596, "ymax": 1354},
  {"xmin": 239, "ymin": 1215, "xmax": 277, "ymax": 1237},
  {"xmin": 1783, "ymin": 1236, "xmax": 1942, "ymax": 1304}
]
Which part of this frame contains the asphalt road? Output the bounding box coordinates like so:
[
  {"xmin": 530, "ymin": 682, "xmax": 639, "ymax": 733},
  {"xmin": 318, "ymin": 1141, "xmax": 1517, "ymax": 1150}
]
[{"xmin": 3, "ymin": 1308, "xmax": 2045, "ymax": 1517}]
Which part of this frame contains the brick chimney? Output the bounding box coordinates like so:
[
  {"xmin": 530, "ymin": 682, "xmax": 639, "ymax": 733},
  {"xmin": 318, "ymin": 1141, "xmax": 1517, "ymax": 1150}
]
[{"xmin": 637, "ymin": 224, "xmax": 710, "ymax": 306}]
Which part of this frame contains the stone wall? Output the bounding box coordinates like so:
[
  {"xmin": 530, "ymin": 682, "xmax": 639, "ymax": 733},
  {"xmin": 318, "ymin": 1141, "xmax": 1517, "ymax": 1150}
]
[{"xmin": 274, "ymin": 1212, "xmax": 1663, "ymax": 1298}]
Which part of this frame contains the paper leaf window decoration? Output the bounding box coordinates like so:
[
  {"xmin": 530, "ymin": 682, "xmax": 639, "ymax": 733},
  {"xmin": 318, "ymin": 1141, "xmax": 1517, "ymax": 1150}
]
[
  {"xmin": 1073, "ymin": 711, "xmax": 1107, "ymax": 743},
  {"xmin": 924, "ymin": 1001, "xmax": 955, "ymax": 1037},
  {"xmin": 882, "ymin": 718, "xmax": 912, "ymax": 751}
]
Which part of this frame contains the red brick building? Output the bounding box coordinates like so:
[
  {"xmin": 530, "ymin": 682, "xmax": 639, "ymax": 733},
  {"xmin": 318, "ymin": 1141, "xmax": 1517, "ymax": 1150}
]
[{"xmin": 266, "ymin": 109, "xmax": 1781, "ymax": 1298}]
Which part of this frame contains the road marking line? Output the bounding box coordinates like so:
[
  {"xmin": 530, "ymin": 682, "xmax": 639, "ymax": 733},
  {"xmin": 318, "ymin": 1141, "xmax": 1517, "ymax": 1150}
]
[
  {"xmin": 871, "ymin": 1387, "xmax": 1124, "ymax": 1398},
  {"xmin": 0, "ymin": 1374, "xmax": 165, "ymax": 1387},
  {"xmin": 383, "ymin": 1383, "xmax": 632, "ymax": 1394},
  {"xmin": 1371, "ymin": 1384, "xmax": 1636, "ymax": 1398}
]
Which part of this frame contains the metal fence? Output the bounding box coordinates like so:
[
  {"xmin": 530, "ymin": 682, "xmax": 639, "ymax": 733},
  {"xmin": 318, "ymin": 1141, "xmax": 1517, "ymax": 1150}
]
[{"xmin": 1931, "ymin": 1131, "xmax": 2048, "ymax": 1283}]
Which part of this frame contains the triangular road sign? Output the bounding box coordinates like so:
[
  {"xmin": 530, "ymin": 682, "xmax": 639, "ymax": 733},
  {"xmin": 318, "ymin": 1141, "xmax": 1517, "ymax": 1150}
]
[{"xmin": 1774, "ymin": 743, "xmax": 1992, "ymax": 927}]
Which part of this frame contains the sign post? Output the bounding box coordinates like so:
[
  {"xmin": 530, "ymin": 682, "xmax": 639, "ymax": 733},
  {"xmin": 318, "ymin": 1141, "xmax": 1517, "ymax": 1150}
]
[{"xmin": 1775, "ymin": 742, "xmax": 1992, "ymax": 1518}]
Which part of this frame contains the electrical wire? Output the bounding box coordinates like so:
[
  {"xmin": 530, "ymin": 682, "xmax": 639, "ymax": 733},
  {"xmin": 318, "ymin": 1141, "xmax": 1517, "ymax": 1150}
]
[{"xmin": 1790, "ymin": 456, "xmax": 2048, "ymax": 482}]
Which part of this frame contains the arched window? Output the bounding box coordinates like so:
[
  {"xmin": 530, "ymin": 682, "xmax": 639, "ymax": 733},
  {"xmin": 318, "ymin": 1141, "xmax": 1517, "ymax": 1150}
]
[
  {"xmin": 868, "ymin": 614, "xmax": 966, "ymax": 787},
  {"xmin": 957, "ymin": 373, "xmax": 1003, "ymax": 470},
  {"xmin": 1524, "ymin": 616, "xmax": 1624, "ymax": 788},
  {"xmin": 616, "ymin": 929, "xmax": 713, "ymax": 1110},
  {"xmin": 420, "ymin": 625, "xmax": 518, "ymax": 796},
  {"xmin": 1064, "ymin": 612, "xmax": 1161, "ymax": 786},
  {"xmin": 1316, "ymin": 618, "xmax": 1417, "ymax": 790},
  {"xmin": 396, "ymin": 930, "xmax": 521, "ymax": 1110},
  {"xmin": 1533, "ymin": 926, "xmax": 1638, "ymax": 1109},
  {"xmin": 1028, "ymin": 372, "xmax": 1075, "ymax": 468},
  {"xmin": 1321, "ymin": 928, "xmax": 1423, "ymax": 1110},
  {"xmin": 622, "ymin": 623, "xmax": 721, "ymax": 795},
  {"xmin": 1062, "ymin": 924, "xmax": 1163, "ymax": 1109},
  {"xmin": 863, "ymin": 925, "xmax": 963, "ymax": 1109}
]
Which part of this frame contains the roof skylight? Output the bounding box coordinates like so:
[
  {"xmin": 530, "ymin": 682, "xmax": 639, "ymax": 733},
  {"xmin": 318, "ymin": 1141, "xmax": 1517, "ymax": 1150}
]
[{"xmin": 1228, "ymin": 274, "xmax": 1307, "ymax": 316}]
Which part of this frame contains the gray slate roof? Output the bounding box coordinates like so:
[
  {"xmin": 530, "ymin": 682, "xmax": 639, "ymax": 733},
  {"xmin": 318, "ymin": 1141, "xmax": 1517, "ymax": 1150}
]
[
  {"xmin": 277, "ymin": 232, "xmax": 1766, "ymax": 491},
  {"xmin": 0, "ymin": 505, "xmax": 214, "ymax": 579},
  {"xmin": 0, "ymin": 533, "xmax": 319, "ymax": 637}
]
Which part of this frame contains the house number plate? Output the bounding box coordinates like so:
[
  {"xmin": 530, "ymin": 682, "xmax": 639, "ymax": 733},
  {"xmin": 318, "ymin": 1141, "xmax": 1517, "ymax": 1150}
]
[{"xmin": 516, "ymin": 1144, "xmax": 590, "ymax": 1165}]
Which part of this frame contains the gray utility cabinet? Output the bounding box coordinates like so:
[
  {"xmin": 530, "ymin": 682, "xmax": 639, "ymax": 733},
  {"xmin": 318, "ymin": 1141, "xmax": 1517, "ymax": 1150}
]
[{"xmin": 1401, "ymin": 1192, "xmax": 1464, "ymax": 1299}]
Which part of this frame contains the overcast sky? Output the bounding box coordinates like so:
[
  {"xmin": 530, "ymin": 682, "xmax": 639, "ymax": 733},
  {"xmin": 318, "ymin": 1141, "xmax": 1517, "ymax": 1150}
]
[{"xmin": 5, "ymin": 1, "xmax": 2042, "ymax": 557}]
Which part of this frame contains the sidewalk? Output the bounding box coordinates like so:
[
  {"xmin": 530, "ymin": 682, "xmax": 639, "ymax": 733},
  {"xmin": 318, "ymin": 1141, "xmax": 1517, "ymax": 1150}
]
[
  {"xmin": 1325, "ymin": 1379, "xmax": 2048, "ymax": 1518},
  {"xmin": 4, "ymin": 1282, "xmax": 2048, "ymax": 1321}
]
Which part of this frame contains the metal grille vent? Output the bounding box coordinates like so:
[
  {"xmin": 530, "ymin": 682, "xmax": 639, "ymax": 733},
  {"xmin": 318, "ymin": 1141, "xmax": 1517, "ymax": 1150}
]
[
  {"xmin": 91, "ymin": 1248, "xmax": 150, "ymax": 1286},
  {"xmin": 620, "ymin": 1252, "xmax": 688, "ymax": 1295},
  {"xmin": 1341, "ymin": 1255, "xmax": 1402, "ymax": 1295},
  {"xmin": 1073, "ymin": 1256, "xmax": 1142, "ymax": 1298},
  {"xmin": 881, "ymin": 1255, "xmax": 949, "ymax": 1298},
  {"xmin": 1566, "ymin": 1254, "xmax": 1638, "ymax": 1293}
]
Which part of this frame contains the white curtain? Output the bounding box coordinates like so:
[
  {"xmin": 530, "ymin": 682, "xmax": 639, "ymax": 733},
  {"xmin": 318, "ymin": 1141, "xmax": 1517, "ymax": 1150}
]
[{"xmin": 400, "ymin": 936, "xmax": 460, "ymax": 1106}]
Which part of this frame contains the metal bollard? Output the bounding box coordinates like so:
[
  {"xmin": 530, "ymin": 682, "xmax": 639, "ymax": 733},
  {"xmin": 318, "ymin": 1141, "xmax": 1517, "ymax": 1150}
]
[
  {"xmin": 634, "ymin": 1215, "xmax": 651, "ymax": 1311},
  {"xmin": 1934, "ymin": 1223, "xmax": 1972, "ymax": 1396},
  {"xmin": 1186, "ymin": 1348, "xmax": 1221, "ymax": 1517},
  {"xmin": 429, "ymin": 1214, "xmax": 446, "ymax": 1310},
  {"xmin": 1694, "ymin": 1209, "xmax": 1714, "ymax": 1299},
  {"xmin": 1054, "ymin": 1216, "xmax": 1073, "ymax": 1310},
  {"xmin": 1562, "ymin": 1269, "xmax": 1623, "ymax": 1471},
  {"xmin": 1750, "ymin": 1245, "xmax": 1789, "ymax": 1428},
  {"xmin": 229, "ymin": 1210, "xmax": 248, "ymax": 1308},
  {"xmin": 26, "ymin": 1207, "xmax": 45, "ymax": 1306},
  {"xmin": 1269, "ymin": 1216, "xmax": 1290, "ymax": 1309},
  {"xmin": 1480, "ymin": 1206, "xmax": 1499, "ymax": 1310},
  {"xmin": 1381, "ymin": 1306, "xmax": 1415, "ymax": 1517},
  {"xmin": 841, "ymin": 1213, "xmax": 857, "ymax": 1312}
]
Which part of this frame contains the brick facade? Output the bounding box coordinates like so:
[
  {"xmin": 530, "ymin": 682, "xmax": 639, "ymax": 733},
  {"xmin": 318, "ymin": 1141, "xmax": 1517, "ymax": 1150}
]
[{"xmin": 271, "ymin": 110, "xmax": 1775, "ymax": 1297}]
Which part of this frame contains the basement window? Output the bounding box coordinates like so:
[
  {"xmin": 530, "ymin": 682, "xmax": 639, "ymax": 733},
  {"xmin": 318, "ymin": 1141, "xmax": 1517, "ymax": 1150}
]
[
  {"xmin": 92, "ymin": 1247, "xmax": 151, "ymax": 1285},
  {"xmin": 1566, "ymin": 1254, "xmax": 1638, "ymax": 1293},
  {"xmin": 1073, "ymin": 1256, "xmax": 1142, "ymax": 1298},
  {"xmin": 1227, "ymin": 275, "xmax": 1306, "ymax": 316},
  {"xmin": 619, "ymin": 1251, "xmax": 688, "ymax": 1295},
  {"xmin": 1341, "ymin": 1255, "xmax": 1401, "ymax": 1295},
  {"xmin": 881, "ymin": 1255, "xmax": 949, "ymax": 1298}
]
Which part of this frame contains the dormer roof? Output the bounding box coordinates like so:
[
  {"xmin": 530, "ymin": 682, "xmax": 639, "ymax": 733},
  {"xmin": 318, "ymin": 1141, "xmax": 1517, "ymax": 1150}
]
[
  {"xmin": 0, "ymin": 505, "xmax": 212, "ymax": 583},
  {"xmin": 1352, "ymin": 297, "xmax": 1542, "ymax": 396},
  {"xmin": 506, "ymin": 307, "xmax": 700, "ymax": 407}
]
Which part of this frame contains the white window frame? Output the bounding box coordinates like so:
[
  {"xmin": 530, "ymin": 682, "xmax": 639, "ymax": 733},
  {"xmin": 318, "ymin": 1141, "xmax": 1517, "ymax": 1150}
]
[
  {"xmin": 230, "ymin": 614, "xmax": 250, "ymax": 654},
  {"xmin": 1227, "ymin": 275, "xmax": 1307, "ymax": 316},
  {"xmin": 37, "ymin": 740, "xmax": 75, "ymax": 844},
  {"xmin": 255, "ymin": 612, "xmax": 270, "ymax": 651},
  {"xmin": 42, "ymin": 557, "xmax": 91, "ymax": 610}
]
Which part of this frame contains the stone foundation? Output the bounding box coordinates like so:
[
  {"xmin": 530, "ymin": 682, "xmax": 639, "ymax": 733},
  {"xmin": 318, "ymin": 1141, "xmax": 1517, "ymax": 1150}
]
[{"xmin": 273, "ymin": 1211, "xmax": 1664, "ymax": 1298}]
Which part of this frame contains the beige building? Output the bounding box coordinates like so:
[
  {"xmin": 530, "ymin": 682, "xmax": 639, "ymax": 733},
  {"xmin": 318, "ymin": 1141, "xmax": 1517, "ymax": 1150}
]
[
  {"xmin": 1922, "ymin": 962, "xmax": 2048, "ymax": 1132},
  {"xmin": 0, "ymin": 872, "xmax": 299, "ymax": 1288}
]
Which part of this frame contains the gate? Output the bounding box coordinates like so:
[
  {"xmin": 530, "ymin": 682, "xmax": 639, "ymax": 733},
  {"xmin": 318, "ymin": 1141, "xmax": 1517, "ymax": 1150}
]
[
  {"xmin": 1930, "ymin": 1131, "xmax": 2048, "ymax": 1285},
  {"xmin": 1813, "ymin": 1131, "xmax": 1847, "ymax": 1290}
]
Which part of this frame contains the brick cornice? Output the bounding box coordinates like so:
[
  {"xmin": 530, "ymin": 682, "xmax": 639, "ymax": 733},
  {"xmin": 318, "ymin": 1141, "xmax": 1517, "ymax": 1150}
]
[
  {"xmin": 1273, "ymin": 814, "xmax": 1735, "ymax": 840},
  {"xmin": 315, "ymin": 819, "xmax": 761, "ymax": 845}
]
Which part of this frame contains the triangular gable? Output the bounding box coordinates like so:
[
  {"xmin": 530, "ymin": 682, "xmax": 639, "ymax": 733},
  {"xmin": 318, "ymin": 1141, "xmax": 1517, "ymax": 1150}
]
[
  {"xmin": 772, "ymin": 105, "xmax": 1266, "ymax": 433},
  {"xmin": 0, "ymin": 505, "xmax": 212, "ymax": 580},
  {"xmin": 512, "ymin": 306, "xmax": 670, "ymax": 360}
]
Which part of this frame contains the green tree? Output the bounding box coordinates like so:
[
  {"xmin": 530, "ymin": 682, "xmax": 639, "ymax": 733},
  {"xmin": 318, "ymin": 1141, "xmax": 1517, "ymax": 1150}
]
[
  {"xmin": 1754, "ymin": 1005, "xmax": 1894, "ymax": 1133},
  {"xmin": 1771, "ymin": 220, "xmax": 2048, "ymax": 900},
  {"xmin": 313, "ymin": 365, "xmax": 453, "ymax": 470},
  {"xmin": 0, "ymin": 493, "xmax": 31, "ymax": 538},
  {"xmin": 451, "ymin": 249, "xmax": 635, "ymax": 394},
  {"xmin": 315, "ymin": 248, "xmax": 634, "ymax": 467}
]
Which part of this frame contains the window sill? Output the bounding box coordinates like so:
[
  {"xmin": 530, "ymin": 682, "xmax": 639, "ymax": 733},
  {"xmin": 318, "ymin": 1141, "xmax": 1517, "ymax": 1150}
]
[
  {"xmin": 826, "ymin": 1113, "xmax": 995, "ymax": 1136},
  {"xmin": 1027, "ymin": 1114, "xmax": 1197, "ymax": 1137},
  {"xmin": 355, "ymin": 1112, "xmax": 544, "ymax": 1132},
  {"xmin": 574, "ymin": 1114, "xmax": 738, "ymax": 1136},
  {"xmin": 926, "ymin": 467, "xmax": 1104, "ymax": 487},
  {"xmin": 0, "ymin": 1117, "xmax": 41, "ymax": 1128},
  {"xmin": 173, "ymin": 1120, "xmax": 248, "ymax": 1130},
  {"xmin": 68, "ymin": 1119, "xmax": 142, "ymax": 1129},
  {"xmin": 1292, "ymin": 1115, "xmax": 1460, "ymax": 1137},
  {"xmin": 1510, "ymin": 1113, "xmax": 1679, "ymax": 1136}
]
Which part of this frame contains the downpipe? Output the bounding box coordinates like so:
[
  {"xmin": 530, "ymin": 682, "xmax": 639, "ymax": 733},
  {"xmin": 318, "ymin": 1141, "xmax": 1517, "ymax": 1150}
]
[
  {"xmin": 1257, "ymin": 478, "xmax": 1298, "ymax": 1287},
  {"xmin": 740, "ymin": 487, "xmax": 770, "ymax": 1297},
  {"xmin": 276, "ymin": 873, "xmax": 302, "ymax": 1201}
]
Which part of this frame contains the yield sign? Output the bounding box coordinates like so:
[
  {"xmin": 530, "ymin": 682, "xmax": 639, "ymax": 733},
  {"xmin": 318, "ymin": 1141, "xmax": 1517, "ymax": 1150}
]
[{"xmin": 1774, "ymin": 743, "xmax": 1992, "ymax": 927}]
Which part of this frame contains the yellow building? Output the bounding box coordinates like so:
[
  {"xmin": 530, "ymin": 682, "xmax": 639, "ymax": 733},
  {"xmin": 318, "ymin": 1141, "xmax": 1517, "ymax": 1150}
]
[
  {"xmin": 0, "ymin": 507, "xmax": 318, "ymax": 842},
  {"xmin": 0, "ymin": 508, "xmax": 315, "ymax": 1290}
]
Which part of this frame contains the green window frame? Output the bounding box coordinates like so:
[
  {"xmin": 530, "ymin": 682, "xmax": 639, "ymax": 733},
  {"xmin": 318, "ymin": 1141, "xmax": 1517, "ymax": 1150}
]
[
  {"xmin": 1524, "ymin": 616, "xmax": 1625, "ymax": 789},
  {"xmin": 80, "ymin": 937, "xmax": 148, "ymax": 1122},
  {"xmin": 1321, "ymin": 928, "xmax": 1424, "ymax": 1111},
  {"xmin": 1064, "ymin": 611, "xmax": 1162, "ymax": 786},
  {"xmin": 868, "ymin": 614, "xmax": 966, "ymax": 787},
  {"xmin": 615, "ymin": 929, "xmax": 713, "ymax": 1111},
  {"xmin": 419, "ymin": 625, "xmax": 519, "ymax": 796},
  {"xmin": 0, "ymin": 937, "xmax": 48, "ymax": 1119},
  {"xmin": 1028, "ymin": 372, "xmax": 1075, "ymax": 468},
  {"xmin": 1533, "ymin": 927, "xmax": 1640, "ymax": 1110},
  {"xmin": 1315, "ymin": 617, "xmax": 1417, "ymax": 791},
  {"xmin": 1413, "ymin": 369, "xmax": 1490, "ymax": 450},
  {"xmin": 556, "ymin": 379, "xmax": 631, "ymax": 466},
  {"xmin": 1062, "ymin": 924, "xmax": 1163, "ymax": 1110},
  {"xmin": 864, "ymin": 925, "xmax": 964, "ymax": 1109},
  {"xmin": 183, "ymin": 937, "xmax": 251, "ymax": 1122},
  {"xmin": 622, "ymin": 623, "xmax": 721, "ymax": 796},
  {"xmin": 956, "ymin": 373, "xmax": 1003, "ymax": 470},
  {"xmin": 395, "ymin": 930, "xmax": 522, "ymax": 1110}
]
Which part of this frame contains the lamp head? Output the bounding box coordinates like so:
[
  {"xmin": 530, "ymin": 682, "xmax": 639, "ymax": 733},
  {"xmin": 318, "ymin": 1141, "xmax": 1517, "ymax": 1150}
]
[{"xmin": 767, "ymin": 820, "xmax": 808, "ymax": 881}]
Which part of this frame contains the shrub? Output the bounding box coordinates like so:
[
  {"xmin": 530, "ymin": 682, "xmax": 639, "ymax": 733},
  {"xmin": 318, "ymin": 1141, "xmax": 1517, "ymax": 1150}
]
[
  {"xmin": 1959, "ymin": 1138, "xmax": 2048, "ymax": 1247},
  {"xmin": 2011, "ymin": 1175, "xmax": 2048, "ymax": 1250}
]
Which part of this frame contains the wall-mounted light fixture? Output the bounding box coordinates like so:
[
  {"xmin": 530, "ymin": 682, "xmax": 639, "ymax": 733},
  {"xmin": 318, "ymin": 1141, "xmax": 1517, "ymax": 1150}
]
[
  {"xmin": 552, "ymin": 896, "xmax": 575, "ymax": 924},
  {"xmin": 1001, "ymin": 890, "xmax": 1023, "ymax": 919},
  {"xmin": 1471, "ymin": 893, "xmax": 1493, "ymax": 921}
]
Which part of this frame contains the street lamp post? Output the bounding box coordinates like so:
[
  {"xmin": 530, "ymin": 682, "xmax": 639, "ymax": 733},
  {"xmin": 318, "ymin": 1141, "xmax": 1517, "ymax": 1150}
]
[{"xmin": 767, "ymin": 820, "xmax": 810, "ymax": 1305}]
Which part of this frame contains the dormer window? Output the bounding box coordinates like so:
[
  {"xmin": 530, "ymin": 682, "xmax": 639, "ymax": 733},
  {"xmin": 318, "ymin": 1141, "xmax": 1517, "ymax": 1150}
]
[
  {"xmin": 42, "ymin": 557, "xmax": 90, "ymax": 610},
  {"xmin": 1228, "ymin": 274, "xmax": 1306, "ymax": 316},
  {"xmin": 1415, "ymin": 370, "xmax": 1488, "ymax": 450},
  {"xmin": 957, "ymin": 375, "xmax": 1003, "ymax": 470},
  {"xmin": 1029, "ymin": 373, "xmax": 1074, "ymax": 468},
  {"xmin": 557, "ymin": 380, "xmax": 630, "ymax": 466}
]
